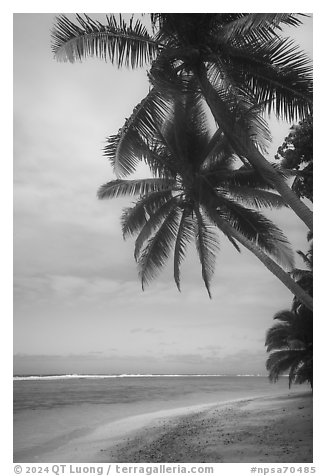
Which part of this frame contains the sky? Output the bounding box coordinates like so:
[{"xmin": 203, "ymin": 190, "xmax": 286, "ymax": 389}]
[{"xmin": 13, "ymin": 12, "xmax": 313, "ymax": 376}]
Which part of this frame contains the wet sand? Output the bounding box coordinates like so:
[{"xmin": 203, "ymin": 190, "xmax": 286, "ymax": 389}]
[{"xmin": 17, "ymin": 392, "xmax": 312, "ymax": 463}]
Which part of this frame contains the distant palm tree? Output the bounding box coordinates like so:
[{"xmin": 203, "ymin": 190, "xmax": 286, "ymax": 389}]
[
  {"xmin": 97, "ymin": 93, "xmax": 312, "ymax": 309},
  {"xmin": 291, "ymin": 233, "xmax": 313, "ymax": 314},
  {"xmin": 265, "ymin": 309, "xmax": 313, "ymax": 388},
  {"xmin": 51, "ymin": 13, "xmax": 313, "ymax": 230},
  {"xmin": 266, "ymin": 232, "xmax": 313, "ymax": 387}
]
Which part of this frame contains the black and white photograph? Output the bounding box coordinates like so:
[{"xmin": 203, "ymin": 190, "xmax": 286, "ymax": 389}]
[{"xmin": 13, "ymin": 8, "xmax": 314, "ymax": 467}]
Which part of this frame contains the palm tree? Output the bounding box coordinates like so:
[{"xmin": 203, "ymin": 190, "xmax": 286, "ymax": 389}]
[
  {"xmin": 265, "ymin": 308, "xmax": 313, "ymax": 388},
  {"xmin": 51, "ymin": 13, "xmax": 313, "ymax": 230},
  {"xmin": 291, "ymin": 232, "xmax": 313, "ymax": 314},
  {"xmin": 97, "ymin": 94, "xmax": 313, "ymax": 310},
  {"xmin": 265, "ymin": 232, "xmax": 313, "ymax": 387}
]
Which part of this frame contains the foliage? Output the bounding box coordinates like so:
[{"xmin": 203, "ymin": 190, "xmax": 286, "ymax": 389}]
[
  {"xmin": 98, "ymin": 94, "xmax": 295, "ymax": 297},
  {"xmin": 265, "ymin": 235, "xmax": 313, "ymax": 388},
  {"xmin": 52, "ymin": 13, "xmax": 312, "ymax": 122},
  {"xmin": 275, "ymin": 115, "xmax": 313, "ymax": 202},
  {"xmin": 50, "ymin": 13, "xmax": 314, "ymax": 298}
]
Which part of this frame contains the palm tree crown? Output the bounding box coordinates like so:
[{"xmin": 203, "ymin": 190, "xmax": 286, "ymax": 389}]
[
  {"xmin": 265, "ymin": 308, "xmax": 313, "ymax": 388},
  {"xmin": 98, "ymin": 94, "xmax": 297, "ymax": 298},
  {"xmin": 265, "ymin": 235, "xmax": 313, "ymax": 388}
]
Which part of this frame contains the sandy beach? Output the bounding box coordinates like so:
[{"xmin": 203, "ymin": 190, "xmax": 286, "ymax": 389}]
[
  {"xmin": 110, "ymin": 392, "xmax": 313, "ymax": 463},
  {"xmin": 18, "ymin": 391, "xmax": 312, "ymax": 463}
]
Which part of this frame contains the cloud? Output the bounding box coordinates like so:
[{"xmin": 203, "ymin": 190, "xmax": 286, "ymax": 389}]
[
  {"xmin": 164, "ymin": 353, "xmax": 209, "ymax": 365},
  {"xmin": 130, "ymin": 328, "xmax": 163, "ymax": 334},
  {"xmin": 197, "ymin": 345, "xmax": 221, "ymax": 355}
]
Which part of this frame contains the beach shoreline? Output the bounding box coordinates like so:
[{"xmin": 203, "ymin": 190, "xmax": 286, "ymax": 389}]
[
  {"xmin": 14, "ymin": 391, "xmax": 312, "ymax": 463},
  {"xmin": 109, "ymin": 392, "xmax": 313, "ymax": 464}
]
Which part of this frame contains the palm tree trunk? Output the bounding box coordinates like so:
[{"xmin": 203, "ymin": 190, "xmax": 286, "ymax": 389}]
[
  {"xmin": 216, "ymin": 220, "xmax": 313, "ymax": 311},
  {"xmin": 195, "ymin": 67, "xmax": 313, "ymax": 232}
]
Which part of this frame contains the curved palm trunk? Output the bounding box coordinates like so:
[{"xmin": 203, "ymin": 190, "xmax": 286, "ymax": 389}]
[
  {"xmin": 216, "ymin": 220, "xmax": 313, "ymax": 311},
  {"xmin": 195, "ymin": 68, "xmax": 313, "ymax": 232}
]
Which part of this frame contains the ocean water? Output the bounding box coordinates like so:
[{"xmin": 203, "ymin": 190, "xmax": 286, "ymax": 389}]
[{"xmin": 13, "ymin": 375, "xmax": 307, "ymax": 462}]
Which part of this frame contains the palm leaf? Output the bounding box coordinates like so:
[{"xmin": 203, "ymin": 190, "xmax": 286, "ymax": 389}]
[
  {"xmin": 138, "ymin": 206, "xmax": 181, "ymax": 289},
  {"xmin": 134, "ymin": 198, "xmax": 179, "ymax": 260},
  {"xmin": 266, "ymin": 349, "xmax": 301, "ymax": 375},
  {"xmin": 104, "ymin": 88, "xmax": 172, "ymax": 177},
  {"xmin": 222, "ymin": 163, "xmax": 290, "ymax": 190},
  {"xmin": 265, "ymin": 329, "xmax": 292, "ymax": 352},
  {"xmin": 194, "ymin": 205, "xmax": 220, "ymax": 298},
  {"xmin": 293, "ymin": 358, "xmax": 312, "ymax": 385},
  {"xmin": 224, "ymin": 37, "xmax": 312, "ymax": 122},
  {"xmin": 266, "ymin": 349, "xmax": 310, "ymax": 386},
  {"xmin": 121, "ymin": 190, "xmax": 173, "ymax": 239},
  {"xmin": 196, "ymin": 78, "xmax": 275, "ymax": 166},
  {"xmin": 273, "ymin": 309, "xmax": 296, "ymax": 323},
  {"xmin": 206, "ymin": 67, "xmax": 273, "ymax": 152},
  {"xmin": 97, "ymin": 178, "xmax": 174, "ymax": 200},
  {"xmin": 142, "ymin": 143, "xmax": 178, "ymax": 179},
  {"xmin": 206, "ymin": 65, "xmax": 275, "ymax": 153},
  {"xmin": 174, "ymin": 208, "xmax": 196, "ymax": 291},
  {"xmin": 201, "ymin": 202, "xmax": 241, "ymax": 253},
  {"xmin": 226, "ymin": 187, "xmax": 286, "ymax": 209},
  {"xmin": 210, "ymin": 196, "xmax": 294, "ymax": 269},
  {"xmin": 217, "ymin": 13, "xmax": 304, "ymax": 43},
  {"xmin": 235, "ymin": 99, "xmax": 272, "ymax": 153},
  {"xmin": 265, "ymin": 312, "xmax": 295, "ymax": 352},
  {"xmin": 52, "ymin": 14, "xmax": 158, "ymax": 67}
]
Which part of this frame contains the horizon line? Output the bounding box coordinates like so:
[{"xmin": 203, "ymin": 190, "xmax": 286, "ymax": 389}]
[{"xmin": 13, "ymin": 373, "xmax": 272, "ymax": 380}]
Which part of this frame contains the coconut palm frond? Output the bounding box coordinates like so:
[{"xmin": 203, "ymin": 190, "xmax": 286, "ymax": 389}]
[
  {"xmin": 52, "ymin": 13, "xmax": 158, "ymax": 66},
  {"xmin": 140, "ymin": 144, "xmax": 174, "ymax": 179},
  {"xmin": 97, "ymin": 178, "xmax": 174, "ymax": 200},
  {"xmin": 267, "ymin": 348, "xmax": 311, "ymax": 387},
  {"xmin": 194, "ymin": 205, "xmax": 220, "ymax": 298},
  {"xmin": 294, "ymin": 358, "xmax": 313, "ymax": 385},
  {"xmin": 228, "ymin": 37, "xmax": 312, "ymax": 122},
  {"xmin": 273, "ymin": 310, "xmax": 297, "ymax": 323},
  {"xmin": 217, "ymin": 13, "xmax": 304, "ymax": 44},
  {"xmin": 226, "ymin": 187, "xmax": 286, "ymax": 209},
  {"xmin": 287, "ymin": 358, "xmax": 309, "ymax": 387},
  {"xmin": 206, "ymin": 65, "xmax": 272, "ymax": 153},
  {"xmin": 265, "ymin": 330, "xmax": 291, "ymax": 352},
  {"xmin": 104, "ymin": 129, "xmax": 147, "ymax": 177},
  {"xmin": 174, "ymin": 208, "xmax": 196, "ymax": 291},
  {"xmin": 121, "ymin": 190, "xmax": 173, "ymax": 239},
  {"xmin": 198, "ymin": 79, "xmax": 270, "ymax": 159},
  {"xmin": 225, "ymin": 164, "xmax": 290, "ymax": 190},
  {"xmin": 203, "ymin": 205, "xmax": 241, "ymax": 254},
  {"xmin": 215, "ymin": 198, "xmax": 294, "ymax": 269},
  {"xmin": 265, "ymin": 316, "xmax": 294, "ymax": 352},
  {"xmin": 138, "ymin": 206, "xmax": 181, "ymax": 289},
  {"xmin": 134, "ymin": 198, "xmax": 179, "ymax": 260},
  {"xmin": 236, "ymin": 102, "xmax": 272, "ymax": 153},
  {"xmin": 266, "ymin": 349, "xmax": 305, "ymax": 379},
  {"xmin": 104, "ymin": 89, "xmax": 172, "ymax": 177}
]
